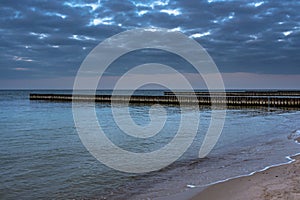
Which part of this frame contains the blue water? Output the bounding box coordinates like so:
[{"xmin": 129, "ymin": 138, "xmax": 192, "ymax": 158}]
[{"xmin": 0, "ymin": 90, "xmax": 300, "ymax": 199}]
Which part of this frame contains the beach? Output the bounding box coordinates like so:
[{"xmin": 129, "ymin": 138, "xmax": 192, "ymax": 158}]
[{"xmin": 191, "ymin": 153, "xmax": 300, "ymax": 200}]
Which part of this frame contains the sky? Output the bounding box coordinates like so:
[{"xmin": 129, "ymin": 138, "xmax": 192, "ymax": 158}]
[{"xmin": 0, "ymin": 0, "xmax": 299, "ymax": 89}]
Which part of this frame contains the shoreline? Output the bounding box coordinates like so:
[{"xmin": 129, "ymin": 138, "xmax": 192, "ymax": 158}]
[
  {"xmin": 190, "ymin": 142, "xmax": 300, "ymax": 200},
  {"xmin": 150, "ymin": 139, "xmax": 300, "ymax": 200}
]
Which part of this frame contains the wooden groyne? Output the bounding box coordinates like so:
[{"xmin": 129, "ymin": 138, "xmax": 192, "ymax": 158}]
[
  {"xmin": 164, "ymin": 90, "xmax": 300, "ymax": 96},
  {"xmin": 30, "ymin": 93, "xmax": 300, "ymax": 108}
]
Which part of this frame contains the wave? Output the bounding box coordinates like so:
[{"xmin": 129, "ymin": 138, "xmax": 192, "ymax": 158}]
[{"xmin": 288, "ymin": 129, "xmax": 300, "ymax": 142}]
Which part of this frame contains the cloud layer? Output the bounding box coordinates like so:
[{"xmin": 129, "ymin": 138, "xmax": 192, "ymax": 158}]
[{"xmin": 0, "ymin": 0, "xmax": 299, "ymax": 85}]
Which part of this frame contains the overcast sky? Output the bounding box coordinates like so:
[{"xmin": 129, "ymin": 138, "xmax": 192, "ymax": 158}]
[{"xmin": 0, "ymin": 0, "xmax": 299, "ymax": 89}]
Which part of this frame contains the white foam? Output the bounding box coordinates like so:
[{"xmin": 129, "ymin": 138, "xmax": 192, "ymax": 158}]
[
  {"xmin": 186, "ymin": 138, "xmax": 300, "ymax": 189},
  {"xmin": 186, "ymin": 185, "xmax": 196, "ymax": 188}
]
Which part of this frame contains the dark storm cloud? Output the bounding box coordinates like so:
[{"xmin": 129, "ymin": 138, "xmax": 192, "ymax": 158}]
[{"xmin": 0, "ymin": 0, "xmax": 299, "ymax": 81}]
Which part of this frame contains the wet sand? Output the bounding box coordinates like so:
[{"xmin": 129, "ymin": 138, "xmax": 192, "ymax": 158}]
[{"xmin": 191, "ymin": 154, "xmax": 300, "ymax": 200}]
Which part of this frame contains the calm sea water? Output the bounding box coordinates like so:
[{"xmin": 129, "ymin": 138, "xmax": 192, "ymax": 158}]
[{"xmin": 1, "ymin": 90, "xmax": 299, "ymax": 199}]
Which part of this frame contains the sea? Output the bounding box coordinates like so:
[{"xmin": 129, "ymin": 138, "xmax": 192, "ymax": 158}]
[{"xmin": 0, "ymin": 90, "xmax": 299, "ymax": 199}]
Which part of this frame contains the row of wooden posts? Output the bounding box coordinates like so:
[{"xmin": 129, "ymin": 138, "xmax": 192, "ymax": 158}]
[{"xmin": 30, "ymin": 92, "xmax": 300, "ymax": 108}]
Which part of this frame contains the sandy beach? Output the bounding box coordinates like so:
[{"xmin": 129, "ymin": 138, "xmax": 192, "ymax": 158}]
[{"xmin": 191, "ymin": 154, "xmax": 300, "ymax": 200}]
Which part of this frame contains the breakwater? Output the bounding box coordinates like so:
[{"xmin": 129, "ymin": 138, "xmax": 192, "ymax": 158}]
[
  {"xmin": 164, "ymin": 90, "xmax": 300, "ymax": 96},
  {"xmin": 30, "ymin": 93, "xmax": 300, "ymax": 107}
]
